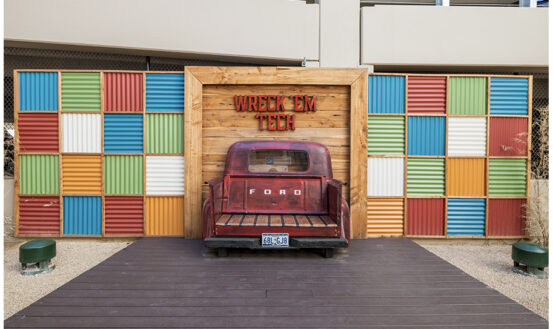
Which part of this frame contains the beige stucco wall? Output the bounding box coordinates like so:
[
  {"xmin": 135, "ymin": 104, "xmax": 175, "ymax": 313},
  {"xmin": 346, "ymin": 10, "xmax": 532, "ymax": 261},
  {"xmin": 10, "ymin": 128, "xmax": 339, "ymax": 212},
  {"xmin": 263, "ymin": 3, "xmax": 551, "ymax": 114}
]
[
  {"xmin": 361, "ymin": 6, "xmax": 549, "ymax": 67},
  {"xmin": 4, "ymin": 0, "xmax": 319, "ymax": 63}
]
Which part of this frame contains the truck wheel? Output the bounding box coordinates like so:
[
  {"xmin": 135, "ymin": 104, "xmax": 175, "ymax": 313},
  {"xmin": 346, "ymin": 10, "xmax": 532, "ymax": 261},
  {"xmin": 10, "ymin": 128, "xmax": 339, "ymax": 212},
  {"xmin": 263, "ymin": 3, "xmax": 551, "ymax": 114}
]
[
  {"xmin": 217, "ymin": 248, "xmax": 228, "ymax": 257},
  {"xmin": 323, "ymin": 248, "xmax": 334, "ymax": 258}
]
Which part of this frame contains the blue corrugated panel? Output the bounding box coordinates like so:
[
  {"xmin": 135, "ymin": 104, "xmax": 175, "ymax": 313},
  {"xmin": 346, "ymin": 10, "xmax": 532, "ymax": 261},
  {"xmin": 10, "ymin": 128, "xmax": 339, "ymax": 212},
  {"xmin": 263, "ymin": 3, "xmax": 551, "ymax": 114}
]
[
  {"xmin": 447, "ymin": 198, "xmax": 485, "ymax": 236},
  {"xmin": 490, "ymin": 78, "xmax": 528, "ymax": 115},
  {"xmin": 368, "ymin": 75, "xmax": 405, "ymax": 114},
  {"xmin": 63, "ymin": 196, "xmax": 102, "ymax": 235},
  {"xmin": 408, "ymin": 116, "xmax": 445, "ymax": 155},
  {"xmin": 146, "ymin": 73, "xmax": 185, "ymax": 112},
  {"xmin": 104, "ymin": 114, "xmax": 143, "ymax": 153},
  {"xmin": 19, "ymin": 72, "xmax": 58, "ymax": 111}
]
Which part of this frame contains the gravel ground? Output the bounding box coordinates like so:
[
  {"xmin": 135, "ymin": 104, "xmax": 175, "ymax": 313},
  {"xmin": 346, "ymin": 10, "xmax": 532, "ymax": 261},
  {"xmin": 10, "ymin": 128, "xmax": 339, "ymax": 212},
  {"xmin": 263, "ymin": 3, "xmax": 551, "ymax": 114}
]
[
  {"xmin": 4, "ymin": 238, "xmax": 134, "ymax": 319},
  {"xmin": 417, "ymin": 241, "xmax": 548, "ymax": 320}
]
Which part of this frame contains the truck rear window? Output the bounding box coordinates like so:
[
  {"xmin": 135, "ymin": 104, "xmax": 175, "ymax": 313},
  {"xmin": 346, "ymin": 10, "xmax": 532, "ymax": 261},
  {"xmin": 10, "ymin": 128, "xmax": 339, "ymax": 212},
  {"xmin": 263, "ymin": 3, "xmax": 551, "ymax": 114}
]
[{"xmin": 248, "ymin": 150, "xmax": 309, "ymax": 173}]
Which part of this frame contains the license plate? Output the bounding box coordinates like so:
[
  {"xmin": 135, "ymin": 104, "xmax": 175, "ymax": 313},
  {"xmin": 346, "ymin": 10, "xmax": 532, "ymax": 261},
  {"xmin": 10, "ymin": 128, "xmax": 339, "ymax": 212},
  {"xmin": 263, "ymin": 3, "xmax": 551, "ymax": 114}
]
[{"xmin": 262, "ymin": 233, "xmax": 289, "ymax": 247}]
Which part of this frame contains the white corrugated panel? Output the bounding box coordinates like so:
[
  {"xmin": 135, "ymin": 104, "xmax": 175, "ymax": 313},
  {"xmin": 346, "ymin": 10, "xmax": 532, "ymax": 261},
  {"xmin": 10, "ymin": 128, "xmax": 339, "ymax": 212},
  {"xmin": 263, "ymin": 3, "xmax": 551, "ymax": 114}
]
[
  {"xmin": 367, "ymin": 158, "xmax": 404, "ymax": 196},
  {"xmin": 146, "ymin": 156, "xmax": 185, "ymax": 195},
  {"xmin": 62, "ymin": 113, "xmax": 101, "ymax": 153},
  {"xmin": 447, "ymin": 117, "xmax": 487, "ymax": 156}
]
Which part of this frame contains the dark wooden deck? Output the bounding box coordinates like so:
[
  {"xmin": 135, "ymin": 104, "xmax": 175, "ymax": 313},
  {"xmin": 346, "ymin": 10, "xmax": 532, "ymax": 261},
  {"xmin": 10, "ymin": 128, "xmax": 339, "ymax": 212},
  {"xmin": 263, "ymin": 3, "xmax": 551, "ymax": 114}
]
[{"xmin": 5, "ymin": 238, "xmax": 548, "ymax": 328}]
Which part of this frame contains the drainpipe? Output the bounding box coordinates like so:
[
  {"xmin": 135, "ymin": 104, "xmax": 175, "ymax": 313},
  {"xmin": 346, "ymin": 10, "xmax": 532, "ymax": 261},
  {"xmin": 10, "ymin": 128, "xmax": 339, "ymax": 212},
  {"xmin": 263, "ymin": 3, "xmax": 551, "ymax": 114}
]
[
  {"xmin": 519, "ymin": 0, "xmax": 537, "ymax": 7},
  {"xmin": 146, "ymin": 56, "xmax": 151, "ymax": 71},
  {"xmin": 436, "ymin": 0, "xmax": 450, "ymax": 6}
]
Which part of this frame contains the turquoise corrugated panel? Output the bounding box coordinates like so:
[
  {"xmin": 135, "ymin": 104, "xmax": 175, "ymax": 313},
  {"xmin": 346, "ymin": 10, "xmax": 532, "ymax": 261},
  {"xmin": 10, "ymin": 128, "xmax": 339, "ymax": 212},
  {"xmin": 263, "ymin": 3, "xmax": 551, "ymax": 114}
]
[
  {"xmin": 63, "ymin": 196, "xmax": 102, "ymax": 235},
  {"xmin": 490, "ymin": 78, "xmax": 528, "ymax": 115},
  {"xmin": 447, "ymin": 198, "xmax": 485, "ymax": 236},
  {"xmin": 19, "ymin": 72, "xmax": 58, "ymax": 111},
  {"xmin": 368, "ymin": 75, "xmax": 405, "ymax": 114},
  {"xmin": 408, "ymin": 116, "xmax": 445, "ymax": 156},
  {"xmin": 146, "ymin": 73, "xmax": 184, "ymax": 112},
  {"xmin": 104, "ymin": 114, "xmax": 143, "ymax": 153}
]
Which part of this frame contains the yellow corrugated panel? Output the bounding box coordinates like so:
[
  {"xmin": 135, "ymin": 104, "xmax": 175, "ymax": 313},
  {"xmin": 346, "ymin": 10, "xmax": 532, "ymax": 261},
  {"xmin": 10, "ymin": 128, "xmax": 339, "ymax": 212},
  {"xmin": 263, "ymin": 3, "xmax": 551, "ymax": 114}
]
[
  {"xmin": 146, "ymin": 197, "xmax": 184, "ymax": 236},
  {"xmin": 447, "ymin": 158, "xmax": 486, "ymax": 196},
  {"xmin": 62, "ymin": 155, "xmax": 102, "ymax": 194},
  {"xmin": 367, "ymin": 198, "xmax": 404, "ymax": 236}
]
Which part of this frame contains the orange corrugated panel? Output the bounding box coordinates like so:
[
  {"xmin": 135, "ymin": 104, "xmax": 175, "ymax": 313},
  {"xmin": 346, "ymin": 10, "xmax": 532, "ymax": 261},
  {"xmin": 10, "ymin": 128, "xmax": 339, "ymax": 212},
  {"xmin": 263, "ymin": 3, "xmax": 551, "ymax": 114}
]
[
  {"xmin": 489, "ymin": 117, "xmax": 528, "ymax": 156},
  {"xmin": 146, "ymin": 197, "xmax": 184, "ymax": 236},
  {"xmin": 62, "ymin": 155, "xmax": 102, "ymax": 194},
  {"xmin": 104, "ymin": 73, "xmax": 143, "ymax": 112},
  {"xmin": 407, "ymin": 76, "xmax": 447, "ymax": 113},
  {"xmin": 367, "ymin": 198, "xmax": 404, "ymax": 236},
  {"xmin": 105, "ymin": 197, "xmax": 144, "ymax": 236},
  {"xmin": 447, "ymin": 158, "xmax": 486, "ymax": 197},
  {"xmin": 18, "ymin": 196, "xmax": 60, "ymax": 235}
]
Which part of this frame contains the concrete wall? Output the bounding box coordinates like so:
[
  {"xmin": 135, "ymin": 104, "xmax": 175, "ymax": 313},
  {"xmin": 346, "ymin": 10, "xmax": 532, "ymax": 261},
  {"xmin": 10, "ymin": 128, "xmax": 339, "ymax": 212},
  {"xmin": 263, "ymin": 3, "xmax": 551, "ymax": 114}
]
[
  {"xmin": 5, "ymin": 0, "xmax": 319, "ymax": 64},
  {"xmin": 361, "ymin": 6, "xmax": 548, "ymax": 67},
  {"xmin": 318, "ymin": 0, "xmax": 360, "ymax": 67}
]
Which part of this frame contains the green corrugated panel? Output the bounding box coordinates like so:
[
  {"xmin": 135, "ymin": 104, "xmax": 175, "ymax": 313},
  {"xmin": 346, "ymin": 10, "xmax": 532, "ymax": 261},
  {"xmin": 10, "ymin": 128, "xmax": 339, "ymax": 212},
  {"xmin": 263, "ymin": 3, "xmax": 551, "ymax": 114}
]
[
  {"xmin": 104, "ymin": 155, "xmax": 143, "ymax": 194},
  {"xmin": 489, "ymin": 158, "xmax": 527, "ymax": 196},
  {"xmin": 449, "ymin": 77, "xmax": 487, "ymax": 115},
  {"xmin": 146, "ymin": 114, "xmax": 184, "ymax": 154},
  {"xmin": 20, "ymin": 155, "xmax": 59, "ymax": 194},
  {"xmin": 61, "ymin": 73, "xmax": 101, "ymax": 111},
  {"xmin": 407, "ymin": 158, "xmax": 445, "ymax": 196},
  {"xmin": 367, "ymin": 116, "xmax": 405, "ymax": 155}
]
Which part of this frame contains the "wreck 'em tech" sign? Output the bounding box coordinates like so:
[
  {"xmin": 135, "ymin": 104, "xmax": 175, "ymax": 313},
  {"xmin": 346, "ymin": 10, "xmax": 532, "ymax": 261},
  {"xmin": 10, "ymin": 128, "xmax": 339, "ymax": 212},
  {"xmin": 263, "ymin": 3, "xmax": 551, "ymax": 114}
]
[{"xmin": 234, "ymin": 95, "xmax": 316, "ymax": 131}]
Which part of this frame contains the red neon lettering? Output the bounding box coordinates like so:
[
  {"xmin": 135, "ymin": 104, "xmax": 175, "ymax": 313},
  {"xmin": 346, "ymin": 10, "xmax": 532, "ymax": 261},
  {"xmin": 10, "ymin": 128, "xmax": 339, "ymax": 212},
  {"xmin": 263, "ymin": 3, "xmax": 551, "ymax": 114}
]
[
  {"xmin": 234, "ymin": 95, "xmax": 247, "ymax": 112},
  {"xmin": 248, "ymin": 95, "xmax": 258, "ymax": 112}
]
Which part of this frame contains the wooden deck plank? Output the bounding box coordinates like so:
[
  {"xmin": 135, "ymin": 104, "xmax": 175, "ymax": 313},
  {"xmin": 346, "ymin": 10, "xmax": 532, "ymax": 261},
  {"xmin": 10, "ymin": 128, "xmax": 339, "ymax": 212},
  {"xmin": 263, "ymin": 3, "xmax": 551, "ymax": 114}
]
[{"xmin": 5, "ymin": 238, "xmax": 548, "ymax": 329}]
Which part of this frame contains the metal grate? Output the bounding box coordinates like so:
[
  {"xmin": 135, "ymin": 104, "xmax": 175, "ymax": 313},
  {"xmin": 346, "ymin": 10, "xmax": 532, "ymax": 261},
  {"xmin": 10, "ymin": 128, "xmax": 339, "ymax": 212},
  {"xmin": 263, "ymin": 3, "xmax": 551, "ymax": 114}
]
[{"xmin": 530, "ymin": 72, "xmax": 548, "ymax": 179}]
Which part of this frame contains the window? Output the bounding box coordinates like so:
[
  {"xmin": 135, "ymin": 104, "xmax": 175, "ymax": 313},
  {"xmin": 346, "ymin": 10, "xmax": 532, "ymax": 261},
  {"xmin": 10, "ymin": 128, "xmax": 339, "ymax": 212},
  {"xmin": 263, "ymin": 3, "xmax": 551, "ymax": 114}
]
[{"xmin": 248, "ymin": 150, "xmax": 309, "ymax": 173}]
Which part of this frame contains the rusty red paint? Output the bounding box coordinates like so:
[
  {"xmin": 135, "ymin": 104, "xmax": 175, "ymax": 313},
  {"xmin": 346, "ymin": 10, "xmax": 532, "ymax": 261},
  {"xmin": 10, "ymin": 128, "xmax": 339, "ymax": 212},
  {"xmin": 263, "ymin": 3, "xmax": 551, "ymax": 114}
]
[
  {"xmin": 407, "ymin": 76, "xmax": 447, "ymax": 113},
  {"xmin": 105, "ymin": 197, "xmax": 144, "ymax": 235},
  {"xmin": 489, "ymin": 117, "xmax": 528, "ymax": 156},
  {"xmin": 406, "ymin": 198, "xmax": 444, "ymax": 236},
  {"xmin": 104, "ymin": 73, "xmax": 143, "ymax": 112},
  {"xmin": 18, "ymin": 196, "xmax": 60, "ymax": 235},
  {"xmin": 488, "ymin": 199, "xmax": 526, "ymax": 236},
  {"xmin": 18, "ymin": 113, "xmax": 59, "ymax": 153},
  {"xmin": 203, "ymin": 141, "xmax": 349, "ymax": 243}
]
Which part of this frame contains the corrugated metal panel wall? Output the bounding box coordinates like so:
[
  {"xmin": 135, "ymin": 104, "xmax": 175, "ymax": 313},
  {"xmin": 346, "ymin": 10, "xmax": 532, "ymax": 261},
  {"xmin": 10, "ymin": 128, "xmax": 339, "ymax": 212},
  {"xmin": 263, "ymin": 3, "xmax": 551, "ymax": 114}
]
[
  {"xmin": 367, "ymin": 116, "xmax": 404, "ymax": 155},
  {"xmin": 18, "ymin": 113, "xmax": 59, "ymax": 153},
  {"xmin": 19, "ymin": 155, "xmax": 59, "ymax": 194},
  {"xmin": 146, "ymin": 156, "xmax": 185, "ymax": 195},
  {"xmin": 367, "ymin": 158, "xmax": 404, "ymax": 196},
  {"xmin": 61, "ymin": 73, "xmax": 101, "ymax": 111},
  {"xmin": 105, "ymin": 197, "xmax": 144, "ymax": 235},
  {"xmin": 18, "ymin": 72, "xmax": 58, "ymax": 111},
  {"xmin": 62, "ymin": 113, "xmax": 101, "ymax": 153},
  {"xmin": 489, "ymin": 118, "xmax": 528, "ymax": 156},
  {"xmin": 145, "ymin": 73, "xmax": 185, "ymax": 112},
  {"xmin": 104, "ymin": 73, "xmax": 143, "ymax": 112},
  {"xmin": 447, "ymin": 158, "xmax": 485, "ymax": 197},
  {"xmin": 490, "ymin": 77, "xmax": 528, "ymax": 115},
  {"xmin": 368, "ymin": 75, "xmax": 405, "ymax": 114},
  {"xmin": 62, "ymin": 156, "xmax": 102, "ymax": 194},
  {"xmin": 447, "ymin": 117, "xmax": 487, "ymax": 156},
  {"xmin": 146, "ymin": 114, "xmax": 184, "ymax": 154},
  {"xmin": 407, "ymin": 159, "xmax": 445, "ymax": 196},
  {"xmin": 447, "ymin": 199, "xmax": 486, "ymax": 236},
  {"xmin": 103, "ymin": 114, "xmax": 143, "ymax": 153},
  {"xmin": 104, "ymin": 155, "xmax": 144, "ymax": 194},
  {"xmin": 407, "ymin": 76, "xmax": 446, "ymax": 113},
  {"xmin": 488, "ymin": 199, "xmax": 526, "ymax": 237},
  {"xmin": 146, "ymin": 197, "xmax": 184, "ymax": 235},
  {"xmin": 406, "ymin": 199, "xmax": 444, "ymax": 236},
  {"xmin": 366, "ymin": 199, "xmax": 404, "ymax": 236},
  {"xmin": 448, "ymin": 77, "xmax": 487, "ymax": 115},
  {"xmin": 407, "ymin": 116, "xmax": 445, "ymax": 156},
  {"xmin": 18, "ymin": 196, "xmax": 60, "ymax": 235},
  {"xmin": 63, "ymin": 196, "xmax": 102, "ymax": 235},
  {"xmin": 488, "ymin": 159, "xmax": 527, "ymax": 196}
]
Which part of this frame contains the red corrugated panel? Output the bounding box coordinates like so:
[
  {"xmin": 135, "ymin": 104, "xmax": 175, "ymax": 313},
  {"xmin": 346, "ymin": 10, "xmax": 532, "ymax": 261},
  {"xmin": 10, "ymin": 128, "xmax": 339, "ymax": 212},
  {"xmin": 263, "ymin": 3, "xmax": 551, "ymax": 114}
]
[
  {"xmin": 18, "ymin": 113, "xmax": 59, "ymax": 153},
  {"xmin": 407, "ymin": 76, "xmax": 447, "ymax": 113},
  {"xmin": 488, "ymin": 199, "xmax": 526, "ymax": 236},
  {"xmin": 489, "ymin": 118, "xmax": 528, "ymax": 156},
  {"xmin": 406, "ymin": 198, "xmax": 444, "ymax": 236},
  {"xmin": 18, "ymin": 196, "xmax": 60, "ymax": 235},
  {"xmin": 105, "ymin": 197, "xmax": 144, "ymax": 235},
  {"xmin": 104, "ymin": 73, "xmax": 143, "ymax": 112}
]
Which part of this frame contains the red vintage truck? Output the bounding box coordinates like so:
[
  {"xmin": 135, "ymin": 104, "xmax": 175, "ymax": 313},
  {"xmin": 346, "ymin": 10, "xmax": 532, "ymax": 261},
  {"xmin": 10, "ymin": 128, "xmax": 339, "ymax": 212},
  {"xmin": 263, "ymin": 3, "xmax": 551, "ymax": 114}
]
[{"xmin": 202, "ymin": 140, "xmax": 350, "ymax": 257}]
